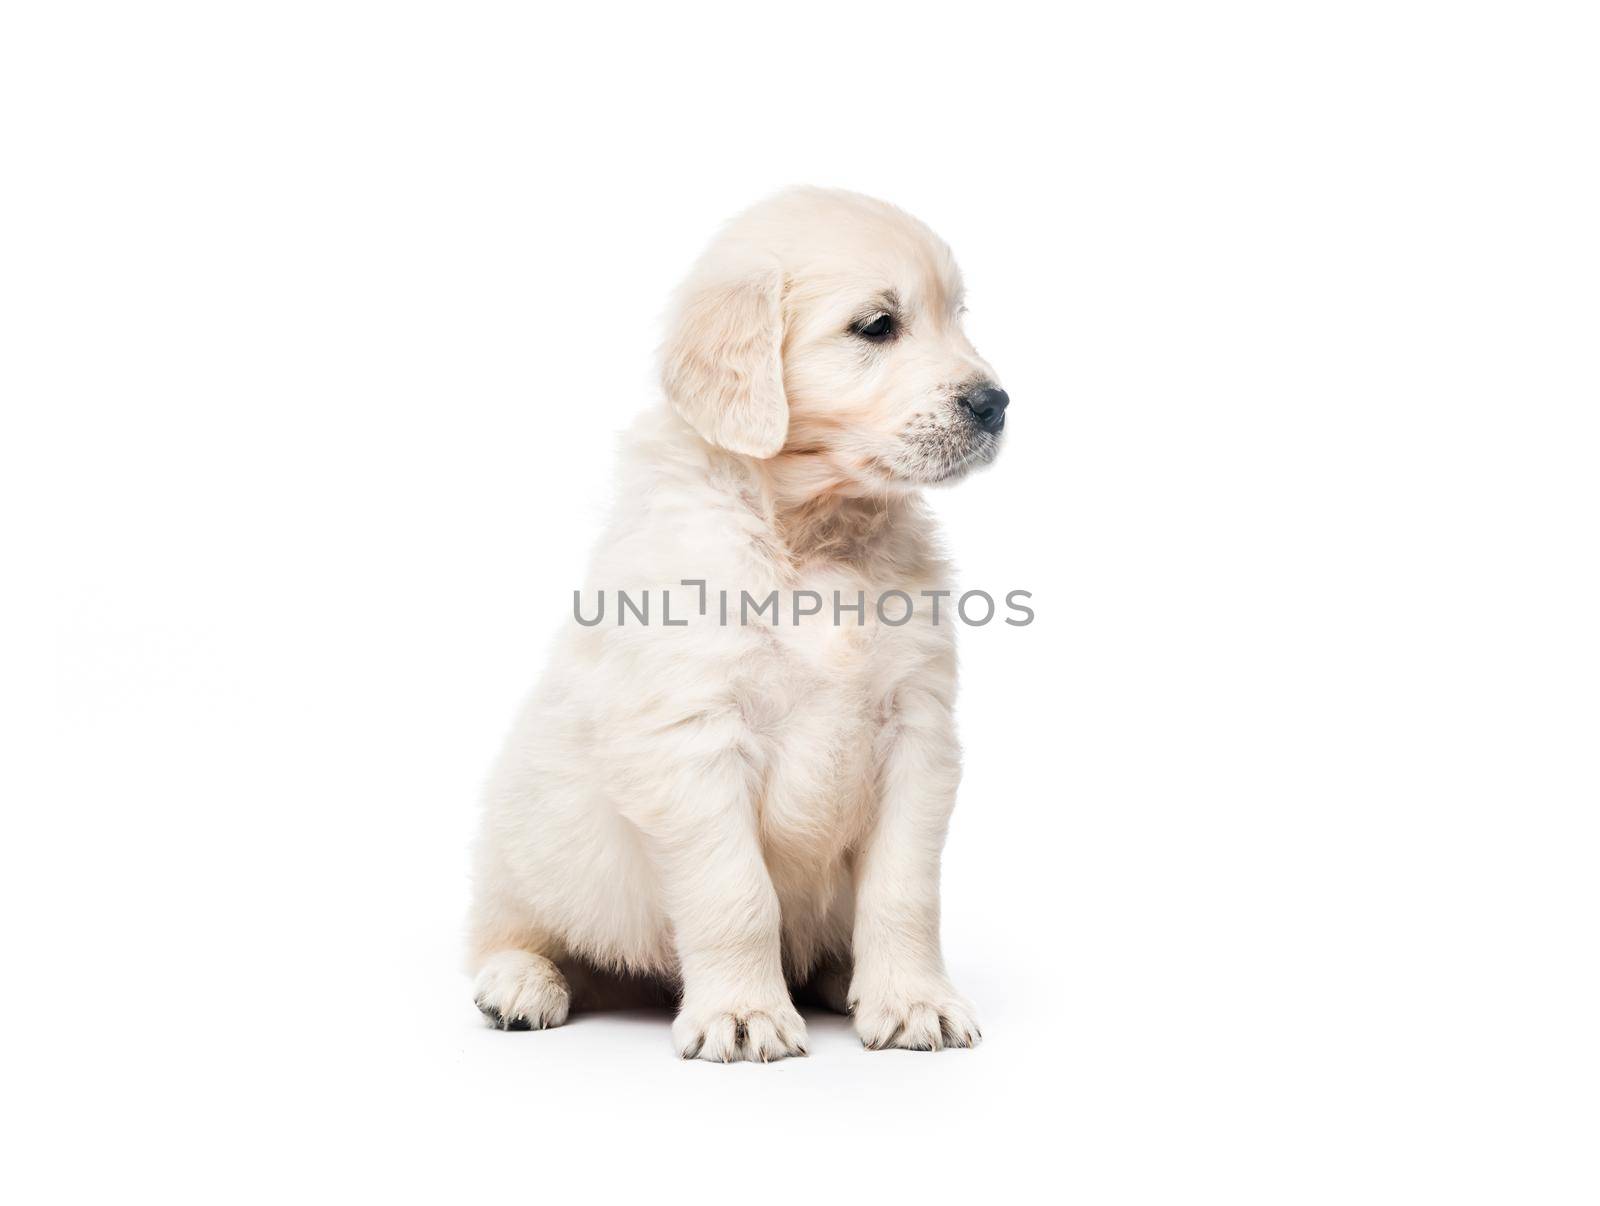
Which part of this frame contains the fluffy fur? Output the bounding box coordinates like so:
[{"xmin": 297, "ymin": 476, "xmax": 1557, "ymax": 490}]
[{"xmin": 468, "ymin": 187, "xmax": 1005, "ymax": 1060}]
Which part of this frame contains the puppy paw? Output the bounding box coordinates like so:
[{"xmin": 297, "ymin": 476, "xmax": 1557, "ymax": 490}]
[
  {"xmin": 673, "ymin": 998, "xmax": 808, "ymax": 1063},
  {"xmin": 473, "ymin": 950, "xmax": 571, "ymax": 1031},
  {"xmin": 852, "ymin": 984, "xmax": 981, "ymax": 1051}
]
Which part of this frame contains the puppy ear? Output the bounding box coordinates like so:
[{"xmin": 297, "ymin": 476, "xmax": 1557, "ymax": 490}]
[{"xmin": 661, "ymin": 267, "xmax": 788, "ymax": 458}]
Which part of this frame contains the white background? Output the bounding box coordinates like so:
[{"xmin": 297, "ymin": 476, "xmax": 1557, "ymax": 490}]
[{"xmin": 7, "ymin": 2, "xmax": 1597, "ymax": 1202}]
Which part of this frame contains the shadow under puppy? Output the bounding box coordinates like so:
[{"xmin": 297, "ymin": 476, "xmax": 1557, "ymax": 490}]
[{"xmin": 469, "ymin": 187, "xmax": 1010, "ymax": 1061}]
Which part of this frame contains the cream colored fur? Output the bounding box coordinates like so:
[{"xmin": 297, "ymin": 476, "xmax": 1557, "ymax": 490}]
[{"xmin": 468, "ymin": 187, "xmax": 1005, "ymax": 1061}]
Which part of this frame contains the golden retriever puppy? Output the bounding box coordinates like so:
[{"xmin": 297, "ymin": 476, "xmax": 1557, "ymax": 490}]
[{"xmin": 469, "ymin": 187, "xmax": 1008, "ymax": 1060}]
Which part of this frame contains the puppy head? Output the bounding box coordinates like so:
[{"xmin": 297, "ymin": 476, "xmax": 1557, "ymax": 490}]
[{"xmin": 661, "ymin": 187, "xmax": 1006, "ymax": 491}]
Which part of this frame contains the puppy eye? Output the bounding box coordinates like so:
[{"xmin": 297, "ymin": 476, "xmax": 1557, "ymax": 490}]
[{"xmin": 854, "ymin": 313, "xmax": 895, "ymax": 341}]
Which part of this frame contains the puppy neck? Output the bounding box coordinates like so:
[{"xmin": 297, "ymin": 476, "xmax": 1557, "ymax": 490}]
[{"xmin": 748, "ymin": 456, "xmax": 916, "ymax": 568}]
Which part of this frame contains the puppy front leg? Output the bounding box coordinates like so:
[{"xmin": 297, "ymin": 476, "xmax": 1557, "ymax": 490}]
[
  {"xmin": 850, "ymin": 686, "xmax": 982, "ymax": 1051},
  {"xmin": 632, "ymin": 757, "xmax": 807, "ymax": 1063}
]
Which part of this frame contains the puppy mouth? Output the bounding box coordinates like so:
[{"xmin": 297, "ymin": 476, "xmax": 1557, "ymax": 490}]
[
  {"xmin": 879, "ymin": 414, "xmax": 1002, "ymax": 486},
  {"xmin": 924, "ymin": 430, "xmax": 1001, "ymax": 483}
]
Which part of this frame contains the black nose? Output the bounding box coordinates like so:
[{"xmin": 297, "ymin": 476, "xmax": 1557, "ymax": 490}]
[{"xmin": 961, "ymin": 385, "xmax": 1009, "ymax": 433}]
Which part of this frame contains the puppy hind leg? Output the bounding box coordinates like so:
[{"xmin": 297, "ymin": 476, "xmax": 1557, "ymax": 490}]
[
  {"xmin": 467, "ymin": 911, "xmax": 572, "ymax": 1031},
  {"xmin": 471, "ymin": 947, "xmax": 572, "ymax": 1031}
]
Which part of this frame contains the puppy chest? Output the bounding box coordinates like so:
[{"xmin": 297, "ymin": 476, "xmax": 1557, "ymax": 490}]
[{"xmin": 740, "ymin": 616, "xmax": 914, "ymax": 858}]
